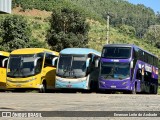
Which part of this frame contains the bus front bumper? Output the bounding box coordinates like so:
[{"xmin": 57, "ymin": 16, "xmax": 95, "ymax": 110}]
[
  {"xmin": 55, "ymin": 77, "xmax": 88, "ymax": 89},
  {"xmin": 6, "ymin": 77, "xmax": 41, "ymax": 89},
  {"xmin": 99, "ymin": 78, "xmax": 132, "ymax": 91}
]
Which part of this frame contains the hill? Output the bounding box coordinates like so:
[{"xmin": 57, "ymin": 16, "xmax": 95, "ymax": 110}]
[
  {"xmin": 10, "ymin": 7, "xmax": 160, "ymax": 57},
  {"xmin": 1, "ymin": 0, "xmax": 159, "ymax": 80}
]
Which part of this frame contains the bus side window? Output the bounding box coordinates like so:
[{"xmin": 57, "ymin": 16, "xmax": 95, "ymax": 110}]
[
  {"xmin": 35, "ymin": 58, "xmax": 43, "ymax": 74},
  {"xmin": 44, "ymin": 53, "xmax": 55, "ymax": 67}
]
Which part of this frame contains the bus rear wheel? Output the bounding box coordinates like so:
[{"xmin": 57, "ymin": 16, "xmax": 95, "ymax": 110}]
[
  {"xmin": 131, "ymin": 84, "xmax": 136, "ymax": 94},
  {"xmin": 150, "ymin": 85, "xmax": 158, "ymax": 94},
  {"xmin": 154, "ymin": 85, "xmax": 158, "ymax": 94},
  {"xmin": 39, "ymin": 81, "xmax": 47, "ymax": 93}
]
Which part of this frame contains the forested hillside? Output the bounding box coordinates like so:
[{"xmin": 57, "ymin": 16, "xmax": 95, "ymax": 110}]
[
  {"xmin": 11, "ymin": 0, "xmax": 160, "ymax": 47},
  {"xmin": 10, "ymin": 0, "xmax": 160, "ymax": 52},
  {"xmin": 0, "ymin": 0, "xmax": 159, "ymax": 70},
  {"xmin": 0, "ymin": 0, "xmax": 160, "ymax": 79}
]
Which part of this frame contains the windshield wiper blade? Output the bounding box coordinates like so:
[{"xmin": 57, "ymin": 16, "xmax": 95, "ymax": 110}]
[
  {"xmin": 118, "ymin": 77, "xmax": 123, "ymax": 80},
  {"xmin": 72, "ymin": 70, "xmax": 77, "ymax": 78},
  {"xmin": 104, "ymin": 74, "xmax": 113, "ymax": 79},
  {"xmin": 103, "ymin": 67, "xmax": 114, "ymax": 79},
  {"xmin": 63, "ymin": 66, "xmax": 70, "ymax": 77},
  {"xmin": 63, "ymin": 70, "xmax": 68, "ymax": 77},
  {"xmin": 12, "ymin": 68, "xmax": 19, "ymax": 76}
]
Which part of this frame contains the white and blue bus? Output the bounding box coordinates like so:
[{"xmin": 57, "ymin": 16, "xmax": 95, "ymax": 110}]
[{"xmin": 55, "ymin": 48, "xmax": 101, "ymax": 90}]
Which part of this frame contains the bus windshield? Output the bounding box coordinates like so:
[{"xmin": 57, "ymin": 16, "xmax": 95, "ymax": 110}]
[
  {"xmin": 7, "ymin": 54, "xmax": 43, "ymax": 77},
  {"xmin": 57, "ymin": 55, "xmax": 87, "ymax": 78},
  {"xmin": 102, "ymin": 47, "xmax": 131, "ymax": 59},
  {"xmin": 101, "ymin": 62, "xmax": 130, "ymax": 80}
]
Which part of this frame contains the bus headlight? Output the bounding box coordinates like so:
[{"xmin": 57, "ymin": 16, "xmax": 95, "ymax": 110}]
[
  {"xmin": 78, "ymin": 78, "xmax": 86, "ymax": 82},
  {"xmin": 122, "ymin": 82, "xmax": 127, "ymax": 85},
  {"xmin": 100, "ymin": 81, "xmax": 105, "ymax": 85}
]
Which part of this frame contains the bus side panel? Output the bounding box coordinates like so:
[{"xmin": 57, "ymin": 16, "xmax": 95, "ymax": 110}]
[
  {"xmin": 133, "ymin": 60, "xmax": 158, "ymax": 93},
  {"xmin": 0, "ymin": 68, "xmax": 7, "ymax": 89},
  {"xmin": 43, "ymin": 67, "xmax": 56, "ymax": 89}
]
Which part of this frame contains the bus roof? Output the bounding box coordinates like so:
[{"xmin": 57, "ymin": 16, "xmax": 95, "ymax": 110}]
[
  {"xmin": 0, "ymin": 51, "xmax": 9, "ymax": 57},
  {"xmin": 60, "ymin": 48, "xmax": 101, "ymax": 56},
  {"xmin": 10, "ymin": 48, "xmax": 59, "ymax": 56},
  {"xmin": 103, "ymin": 44, "xmax": 158, "ymax": 58}
]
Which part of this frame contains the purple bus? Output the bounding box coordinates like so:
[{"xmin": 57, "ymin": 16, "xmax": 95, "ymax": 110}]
[{"xmin": 99, "ymin": 44, "xmax": 159, "ymax": 94}]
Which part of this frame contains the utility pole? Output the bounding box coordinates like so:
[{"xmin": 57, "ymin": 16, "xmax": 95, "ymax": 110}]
[{"xmin": 106, "ymin": 13, "xmax": 110, "ymax": 44}]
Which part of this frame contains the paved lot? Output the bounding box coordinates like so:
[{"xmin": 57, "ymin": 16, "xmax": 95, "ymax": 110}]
[{"xmin": 0, "ymin": 93, "xmax": 160, "ymax": 120}]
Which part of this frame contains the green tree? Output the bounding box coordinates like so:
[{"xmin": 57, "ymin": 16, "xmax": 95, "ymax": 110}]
[
  {"xmin": 0, "ymin": 15, "xmax": 31, "ymax": 51},
  {"xmin": 47, "ymin": 8, "xmax": 89, "ymax": 51},
  {"xmin": 119, "ymin": 25, "xmax": 136, "ymax": 37},
  {"xmin": 144, "ymin": 25, "xmax": 160, "ymax": 47}
]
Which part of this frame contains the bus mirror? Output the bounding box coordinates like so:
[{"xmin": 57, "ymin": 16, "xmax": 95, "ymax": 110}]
[
  {"xmin": 86, "ymin": 58, "xmax": 91, "ymax": 67},
  {"xmin": 130, "ymin": 61, "xmax": 133, "ymax": 68},
  {"xmin": 95, "ymin": 60, "xmax": 99, "ymax": 68},
  {"xmin": 34, "ymin": 57, "xmax": 40, "ymax": 66},
  {"xmin": 2, "ymin": 58, "xmax": 8, "ymax": 68},
  {"xmin": 52, "ymin": 57, "xmax": 58, "ymax": 67}
]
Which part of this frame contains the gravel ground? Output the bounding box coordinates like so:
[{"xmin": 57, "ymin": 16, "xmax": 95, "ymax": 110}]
[{"xmin": 0, "ymin": 93, "xmax": 159, "ymax": 120}]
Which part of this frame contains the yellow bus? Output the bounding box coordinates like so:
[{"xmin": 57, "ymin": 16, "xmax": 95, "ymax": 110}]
[
  {"xmin": 6, "ymin": 48, "xmax": 59, "ymax": 92},
  {"xmin": 0, "ymin": 51, "xmax": 9, "ymax": 90}
]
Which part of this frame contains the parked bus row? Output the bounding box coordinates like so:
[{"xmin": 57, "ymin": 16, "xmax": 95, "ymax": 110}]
[{"xmin": 0, "ymin": 44, "xmax": 159, "ymax": 94}]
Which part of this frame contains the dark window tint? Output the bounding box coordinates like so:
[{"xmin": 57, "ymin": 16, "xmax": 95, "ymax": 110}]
[
  {"xmin": 44, "ymin": 53, "xmax": 56, "ymax": 67},
  {"xmin": 102, "ymin": 47, "xmax": 131, "ymax": 59}
]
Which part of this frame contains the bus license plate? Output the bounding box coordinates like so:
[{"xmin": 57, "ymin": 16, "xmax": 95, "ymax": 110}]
[
  {"xmin": 16, "ymin": 84, "xmax": 21, "ymax": 87},
  {"xmin": 66, "ymin": 85, "xmax": 72, "ymax": 88},
  {"xmin": 111, "ymin": 85, "xmax": 116, "ymax": 88}
]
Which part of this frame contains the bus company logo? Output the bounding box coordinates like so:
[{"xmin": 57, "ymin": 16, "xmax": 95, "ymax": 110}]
[
  {"xmin": 2, "ymin": 112, "xmax": 11, "ymax": 117},
  {"xmin": 145, "ymin": 64, "xmax": 152, "ymax": 72}
]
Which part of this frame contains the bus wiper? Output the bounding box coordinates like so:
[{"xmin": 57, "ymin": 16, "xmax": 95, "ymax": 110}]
[
  {"xmin": 71, "ymin": 69, "xmax": 77, "ymax": 78},
  {"xmin": 104, "ymin": 74, "xmax": 112, "ymax": 79},
  {"xmin": 12, "ymin": 68, "xmax": 20, "ymax": 76},
  {"xmin": 104, "ymin": 67, "xmax": 114, "ymax": 79},
  {"xmin": 118, "ymin": 77, "xmax": 123, "ymax": 80},
  {"xmin": 63, "ymin": 66, "xmax": 69, "ymax": 77},
  {"xmin": 12, "ymin": 68, "xmax": 25, "ymax": 77}
]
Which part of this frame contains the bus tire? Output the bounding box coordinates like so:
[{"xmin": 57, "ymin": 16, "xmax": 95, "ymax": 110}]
[
  {"xmin": 149, "ymin": 85, "xmax": 154, "ymax": 94},
  {"xmin": 153, "ymin": 85, "xmax": 158, "ymax": 94},
  {"xmin": 39, "ymin": 81, "xmax": 47, "ymax": 93},
  {"xmin": 131, "ymin": 84, "xmax": 136, "ymax": 94}
]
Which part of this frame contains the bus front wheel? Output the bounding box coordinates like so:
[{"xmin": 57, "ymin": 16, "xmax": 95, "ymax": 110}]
[{"xmin": 39, "ymin": 81, "xmax": 47, "ymax": 93}]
